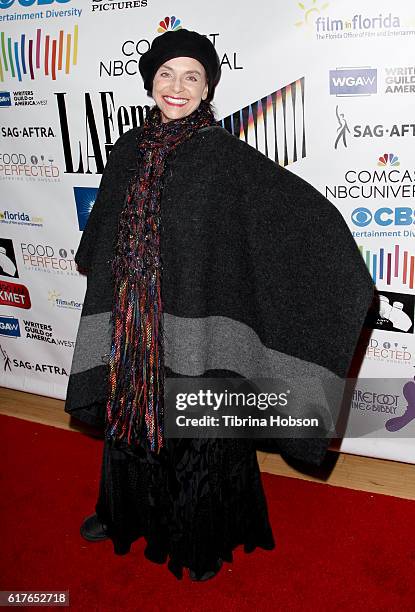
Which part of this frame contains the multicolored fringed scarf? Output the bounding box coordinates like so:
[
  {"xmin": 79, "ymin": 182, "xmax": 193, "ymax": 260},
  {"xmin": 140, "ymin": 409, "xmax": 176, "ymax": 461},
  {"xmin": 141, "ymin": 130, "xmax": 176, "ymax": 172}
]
[{"xmin": 105, "ymin": 100, "xmax": 217, "ymax": 452}]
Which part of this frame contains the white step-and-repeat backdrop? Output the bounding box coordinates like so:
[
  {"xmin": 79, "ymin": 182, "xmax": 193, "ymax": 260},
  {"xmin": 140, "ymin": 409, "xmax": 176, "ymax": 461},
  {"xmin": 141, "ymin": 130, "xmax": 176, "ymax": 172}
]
[{"xmin": 1, "ymin": 0, "xmax": 414, "ymax": 463}]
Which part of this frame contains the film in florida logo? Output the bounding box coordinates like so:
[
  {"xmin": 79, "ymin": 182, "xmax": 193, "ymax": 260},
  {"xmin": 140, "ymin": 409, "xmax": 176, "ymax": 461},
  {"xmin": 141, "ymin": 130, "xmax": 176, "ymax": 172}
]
[{"xmin": 0, "ymin": 25, "xmax": 79, "ymax": 82}]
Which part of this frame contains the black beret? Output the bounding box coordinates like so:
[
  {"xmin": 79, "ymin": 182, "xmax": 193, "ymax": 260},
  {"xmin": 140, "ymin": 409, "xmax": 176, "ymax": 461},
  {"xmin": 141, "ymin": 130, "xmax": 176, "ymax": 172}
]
[{"xmin": 139, "ymin": 29, "xmax": 221, "ymax": 101}]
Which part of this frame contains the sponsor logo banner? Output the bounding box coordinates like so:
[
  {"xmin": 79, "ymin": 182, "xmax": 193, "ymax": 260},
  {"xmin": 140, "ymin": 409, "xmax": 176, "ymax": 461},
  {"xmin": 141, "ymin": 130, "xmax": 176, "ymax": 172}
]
[
  {"xmin": 0, "ymin": 151, "xmax": 61, "ymax": 182},
  {"xmin": 384, "ymin": 66, "xmax": 415, "ymax": 94},
  {"xmin": 0, "ymin": 344, "xmax": 68, "ymax": 376},
  {"xmin": 20, "ymin": 242, "xmax": 78, "ymax": 275},
  {"xmin": 0, "ymin": 279, "xmax": 31, "ymax": 309},
  {"xmin": 0, "ymin": 238, "xmax": 19, "ymax": 278},
  {"xmin": 329, "ymin": 67, "xmax": 377, "ymax": 96},
  {"xmin": 48, "ymin": 289, "xmax": 82, "ymax": 309},
  {"xmin": 91, "ymin": 0, "xmax": 148, "ymax": 14},
  {"xmin": 0, "ymin": 210, "xmax": 43, "ymax": 227},
  {"xmin": 0, "ymin": 26, "xmax": 79, "ymax": 83},
  {"xmin": 73, "ymin": 186, "xmax": 98, "ymax": 230},
  {"xmin": 0, "ymin": 91, "xmax": 11, "ymax": 107},
  {"xmin": 23, "ymin": 318, "xmax": 75, "ymax": 348},
  {"xmin": 365, "ymin": 335, "xmax": 412, "ymax": 367},
  {"xmin": 0, "ymin": 315, "xmax": 20, "ymax": 338},
  {"xmin": 358, "ymin": 242, "xmax": 414, "ymax": 290},
  {"xmin": 1, "ymin": 126, "xmax": 55, "ymax": 138},
  {"xmin": 365, "ymin": 291, "xmax": 414, "ymax": 334}
]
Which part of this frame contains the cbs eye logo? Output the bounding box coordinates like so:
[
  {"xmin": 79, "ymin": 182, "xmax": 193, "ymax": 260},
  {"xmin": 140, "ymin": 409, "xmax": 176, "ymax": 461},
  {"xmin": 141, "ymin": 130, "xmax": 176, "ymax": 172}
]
[
  {"xmin": 351, "ymin": 207, "xmax": 414, "ymax": 227},
  {"xmin": 351, "ymin": 207, "xmax": 372, "ymax": 227}
]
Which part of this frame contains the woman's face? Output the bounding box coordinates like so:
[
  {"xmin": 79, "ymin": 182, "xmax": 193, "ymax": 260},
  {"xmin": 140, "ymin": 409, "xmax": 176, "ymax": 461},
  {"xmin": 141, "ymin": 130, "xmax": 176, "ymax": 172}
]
[{"xmin": 152, "ymin": 56, "xmax": 209, "ymax": 123}]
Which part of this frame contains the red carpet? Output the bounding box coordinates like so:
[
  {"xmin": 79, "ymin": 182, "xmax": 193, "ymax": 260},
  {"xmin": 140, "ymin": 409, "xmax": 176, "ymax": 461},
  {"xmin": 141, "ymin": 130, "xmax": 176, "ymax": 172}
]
[{"xmin": 1, "ymin": 413, "xmax": 414, "ymax": 612}]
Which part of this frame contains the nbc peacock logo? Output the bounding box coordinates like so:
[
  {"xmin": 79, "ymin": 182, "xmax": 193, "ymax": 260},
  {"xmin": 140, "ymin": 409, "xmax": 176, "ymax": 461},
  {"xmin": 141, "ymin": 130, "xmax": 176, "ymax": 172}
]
[
  {"xmin": 157, "ymin": 16, "xmax": 182, "ymax": 33},
  {"xmin": 0, "ymin": 25, "xmax": 78, "ymax": 83},
  {"xmin": 377, "ymin": 153, "xmax": 400, "ymax": 167}
]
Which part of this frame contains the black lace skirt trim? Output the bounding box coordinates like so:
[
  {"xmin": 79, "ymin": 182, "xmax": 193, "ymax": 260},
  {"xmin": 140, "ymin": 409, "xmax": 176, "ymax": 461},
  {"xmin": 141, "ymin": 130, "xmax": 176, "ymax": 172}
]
[{"xmin": 95, "ymin": 437, "xmax": 275, "ymax": 580}]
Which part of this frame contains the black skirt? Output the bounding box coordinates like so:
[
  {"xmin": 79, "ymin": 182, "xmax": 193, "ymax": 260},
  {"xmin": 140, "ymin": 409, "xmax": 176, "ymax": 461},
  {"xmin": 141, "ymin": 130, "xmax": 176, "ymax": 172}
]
[{"xmin": 95, "ymin": 436, "xmax": 275, "ymax": 580}]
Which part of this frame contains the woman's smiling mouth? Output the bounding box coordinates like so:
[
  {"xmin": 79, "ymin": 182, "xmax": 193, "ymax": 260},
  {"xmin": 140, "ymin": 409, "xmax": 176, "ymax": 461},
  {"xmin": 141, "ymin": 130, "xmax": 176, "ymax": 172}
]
[{"xmin": 163, "ymin": 96, "xmax": 188, "ymax": 106}]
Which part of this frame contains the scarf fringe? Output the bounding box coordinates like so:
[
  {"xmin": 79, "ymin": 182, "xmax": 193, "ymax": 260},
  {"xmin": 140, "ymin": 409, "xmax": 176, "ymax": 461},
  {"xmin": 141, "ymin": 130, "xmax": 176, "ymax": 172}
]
[{"xmin": 105, "ymin": 101, "xmax": 217, "ymax": 452}]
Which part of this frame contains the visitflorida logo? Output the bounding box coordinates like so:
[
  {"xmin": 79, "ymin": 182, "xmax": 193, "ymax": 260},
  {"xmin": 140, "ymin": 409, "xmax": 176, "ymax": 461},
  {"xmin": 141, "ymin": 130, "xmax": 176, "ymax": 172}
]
[
  {"xmin": 329, "ymin": 67, "xmax": 377, "ymax": 96},
  {"xmin": 0, "ymin": 25, "xmax": 79, "ymax": 83}
]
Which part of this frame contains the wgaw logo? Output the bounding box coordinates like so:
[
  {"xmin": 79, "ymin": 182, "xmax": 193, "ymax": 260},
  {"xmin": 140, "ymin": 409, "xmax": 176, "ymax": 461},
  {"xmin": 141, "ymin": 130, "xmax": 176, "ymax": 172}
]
[
  {"xmin": 329, "ymin": 68, "xmax": 377, "ymax": 96},
  {"xmin": 0, "ymin": 315, "xmax": 20, "ymax": 338}
]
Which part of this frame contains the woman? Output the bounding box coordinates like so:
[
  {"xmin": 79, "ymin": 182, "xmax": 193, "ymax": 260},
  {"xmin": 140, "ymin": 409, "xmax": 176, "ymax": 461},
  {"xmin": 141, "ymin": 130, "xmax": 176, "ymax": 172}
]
[{"xmin": 65, "ymin": 29, "xmax": 374, "ymax": 581}]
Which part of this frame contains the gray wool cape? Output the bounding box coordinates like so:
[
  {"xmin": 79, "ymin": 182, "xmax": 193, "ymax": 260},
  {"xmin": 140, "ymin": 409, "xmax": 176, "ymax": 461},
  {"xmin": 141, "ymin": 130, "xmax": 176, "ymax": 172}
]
[{"xmin": 64, "ymin": 124, "xmax": 374, "ymax": 465}]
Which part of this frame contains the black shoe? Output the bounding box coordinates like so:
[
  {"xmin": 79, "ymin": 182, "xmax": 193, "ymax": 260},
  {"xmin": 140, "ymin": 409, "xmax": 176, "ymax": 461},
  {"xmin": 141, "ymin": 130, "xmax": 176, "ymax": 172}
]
[
  {"xmin": 80, "ymin": 513, "xmax": 109, "ymax": 542},
  {"xmin": 189, "ymin": 559, "xmax": 223, "ymax": 582}
]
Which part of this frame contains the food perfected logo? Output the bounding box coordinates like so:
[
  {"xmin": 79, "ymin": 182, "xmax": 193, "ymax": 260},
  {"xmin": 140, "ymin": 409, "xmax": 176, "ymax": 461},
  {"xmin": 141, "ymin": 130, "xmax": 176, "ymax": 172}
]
[
  {"xmin": 365, "ymin": 330, "xmax": 412, "ymax": 366},
  {"xmin": 0, "ymin": 25, "xmax": 79, "ymax": 83},
  {"xmin": 20, "ymin": 242, "xmax": 78, "ymax": 275},
  {"xmin": 157, "ymin": 16, "xmax": 181, "ymax": 33},
  {"xmin": 73, "ymin": 186, "xmax": 98, "ymax": 230},
  {"xmin": 0, "ymin": 315, "xmax": 20, "ymax": 338},
  {"xmin": 0, "ymin": 90, "xmax": 11, "ymax": 106},
  {"xmin": 0, "ymin": 279, "xmax": 31, "ymax": 309},
  {"xmin": 329, "ymin": 67, "xmax": 377, "ymax": 96},
  {"xmin": 0, "ymin": 238, "xmax": 18, "ymax": 278},
  {"xmin": 365, "ymin": 336, "xmax": 412, "ymax": 366},
  {"xmin": 0, "ymin": 151, "xmax": 60, "ymax": 181}
]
